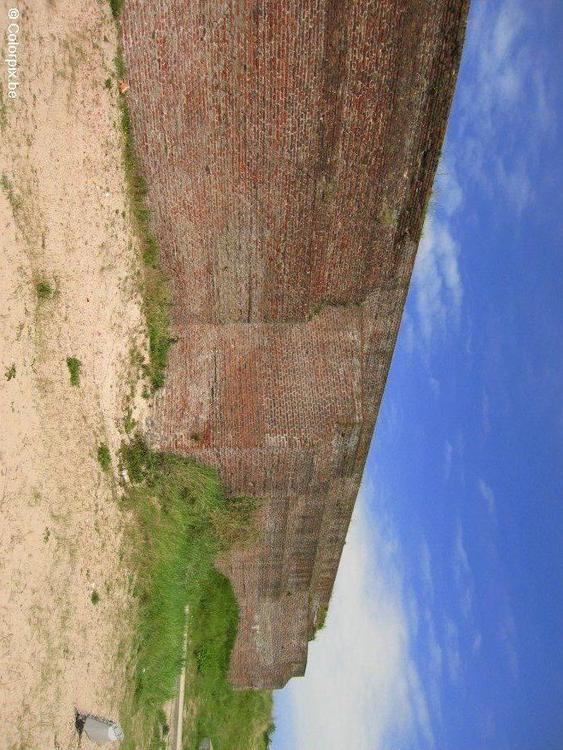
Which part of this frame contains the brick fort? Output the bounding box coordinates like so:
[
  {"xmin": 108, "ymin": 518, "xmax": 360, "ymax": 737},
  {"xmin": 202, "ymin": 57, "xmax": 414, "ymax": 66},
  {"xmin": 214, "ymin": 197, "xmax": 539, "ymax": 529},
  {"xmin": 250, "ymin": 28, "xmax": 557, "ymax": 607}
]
[{"xmin": 121, "ymin": 0, "xmax": 469, "ymax": 688}]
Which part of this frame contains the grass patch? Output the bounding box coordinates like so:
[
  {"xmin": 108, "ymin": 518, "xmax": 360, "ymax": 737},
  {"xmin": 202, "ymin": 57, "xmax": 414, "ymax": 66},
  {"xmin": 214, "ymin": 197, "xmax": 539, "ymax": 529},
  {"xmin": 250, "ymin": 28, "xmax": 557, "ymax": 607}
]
[
  {"xmin": 97, "ymin": 443, "xmax": 112, "ymax": 472},
  {"xmin": 119, "ymin": 438, "xmax": 270, "ymax": 750},
  {"xmin": 113, "ymin": 44, "xmax": 174, "ymax": 391},
  {"xmin": 91, "ymin": 589, "xmax": 100, "ymax": 605},
  {"xmin": 66, "ymin": 357, "xmax": 82, "ymax": 386},
  {"xmin": 313, "ymin": 604, "xmax": 328, "ymax": 636},
  {"xmin": 1, "ymin": 173, "xmax": 22, "ymax": 215},
  {"xmin": 5, "ymin": 364, "xmax": 16, "ymax": 381},
  {"xmin": 124, "ymin": 406, "xmax": 137, "ymax": 434},
  {"xmin": 36, "ymin": 280, "xmax": 54, "ymax": 300},
  {"xmin": 109, "ymin": 0, "xmax": 124, "ymax": 19},
  {"xmin": 184, "ymin": 575, "xmax": 274, "ymax": 750}
]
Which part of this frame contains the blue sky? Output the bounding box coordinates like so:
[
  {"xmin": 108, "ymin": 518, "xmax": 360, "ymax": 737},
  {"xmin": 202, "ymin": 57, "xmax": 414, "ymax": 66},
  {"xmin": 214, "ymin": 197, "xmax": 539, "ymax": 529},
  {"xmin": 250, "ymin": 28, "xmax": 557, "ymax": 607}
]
[{"xmin": 272, "ymin": 2, "xmax": 563, "ymax": 748}]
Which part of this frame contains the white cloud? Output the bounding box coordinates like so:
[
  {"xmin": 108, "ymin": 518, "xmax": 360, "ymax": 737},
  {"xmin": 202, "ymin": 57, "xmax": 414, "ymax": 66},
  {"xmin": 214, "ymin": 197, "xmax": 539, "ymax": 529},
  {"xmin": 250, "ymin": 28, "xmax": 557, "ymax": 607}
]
[
  {"xmin": 401, "ymin": 312, "xmax": 416, "ymax": 355},
  {"xmin": 481, "ymin": 391, "xmax": 491, "ymax": 434},
  {"xmin": 458, "ymin": 0, "xmax": 555, "ymax": 212},
  {"xmin": 453, "ymin": 521, "xmax": 473, "ymax": 619},
  {"xmin": 282, "ymin": 490, "xmax": 433, "ymax": 750},
  {"xmin": 499, "ymin": 610, "xmax": 519, "ymax": 679},
  {"xmin": 443, "ymin": 441, "xmax": 453, "ymax": 482},
  {"xmin": 495, "ymin": 157, "xmax": 533, "ymax": 214},
  {"xmin": 467, "ymin": 0, "xmax": 526, "ymax": 126},
  {"xmin": 413, "ymin": 215, "xmax": 463, "ymax": 344},
  {"xmin": 477, "ymin": 478, "xmax": 496, "ymax": 519},
  {"xmin": 533, "ymin": 67, "xmax": 556, "ymax": 134},
  {"xmin": 454, "ymin": 523, "xmax": 470, "ymax": 580},
  {"xmin": 420, "ymin": 540, "xmax": 434, "ymax": 601},
  {"xmin": 492, "ymin": 3, "xmax": 524, "ymax": 63},
  {"xmin": 444, "ymin": 618, "xmax": 462, "ymax": 684},
  {"xmin": 434, "ymin": 160, "xmax": 463, "ymax": 217},
  {"xmin": 412, "ymin": 148, "xmax": 464, "ymax": 349},
  {"xmin": 423, "ymin": 607, "xmax": 443, "ymax": 718},
  {"xmin": 428, "ymin": 375, "xmax": 441, "ymax": 397}
]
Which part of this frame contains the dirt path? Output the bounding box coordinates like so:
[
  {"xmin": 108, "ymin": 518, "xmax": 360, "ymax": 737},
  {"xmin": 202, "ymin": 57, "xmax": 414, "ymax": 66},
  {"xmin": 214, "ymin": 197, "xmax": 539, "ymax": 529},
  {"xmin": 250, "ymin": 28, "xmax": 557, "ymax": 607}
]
[
  {"xmin": 163, "ymin": 607, "xmax": 189, "ymax": 750},
  {"xmin": 0, "ymin": 2, "xmax": 146, "ymax": 747}
]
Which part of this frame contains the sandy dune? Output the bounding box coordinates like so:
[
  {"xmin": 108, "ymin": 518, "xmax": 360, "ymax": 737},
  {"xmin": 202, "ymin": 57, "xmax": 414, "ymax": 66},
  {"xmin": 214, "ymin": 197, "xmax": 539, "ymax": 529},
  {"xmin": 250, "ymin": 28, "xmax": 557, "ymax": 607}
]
[{"xmin": 0, "ymin": 1, "xmax": 146, "ymax": 747}]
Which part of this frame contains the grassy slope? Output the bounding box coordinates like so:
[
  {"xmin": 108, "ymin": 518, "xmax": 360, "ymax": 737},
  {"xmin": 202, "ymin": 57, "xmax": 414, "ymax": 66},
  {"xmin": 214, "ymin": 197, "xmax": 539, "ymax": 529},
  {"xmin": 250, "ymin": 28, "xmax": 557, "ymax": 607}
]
[
  {"xmin": 184, "ymin": 573, "xmax": 274, "ymax": 750},
  {"xmin": 119, "ymin": 441, "xmax": 273, "ymax": 750}
]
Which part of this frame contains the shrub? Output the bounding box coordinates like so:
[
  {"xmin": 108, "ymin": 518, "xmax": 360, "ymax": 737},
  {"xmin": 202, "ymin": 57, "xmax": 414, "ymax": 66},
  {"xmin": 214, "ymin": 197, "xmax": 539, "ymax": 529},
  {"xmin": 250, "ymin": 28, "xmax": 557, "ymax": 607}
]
[
  {"xmin": 97, "ymin": 443, "xmax": 112, "ymax": 472},
  {"xmin": 109, "ymin": 0, "xmax": 124, "ymax": 19},
  {"xmin": 36, "ymin": 280, "xmax": 54, "ymax": 300},
  {"xmin": 66, "ymin": 357, "xmax": 82, "ymax": 386}
]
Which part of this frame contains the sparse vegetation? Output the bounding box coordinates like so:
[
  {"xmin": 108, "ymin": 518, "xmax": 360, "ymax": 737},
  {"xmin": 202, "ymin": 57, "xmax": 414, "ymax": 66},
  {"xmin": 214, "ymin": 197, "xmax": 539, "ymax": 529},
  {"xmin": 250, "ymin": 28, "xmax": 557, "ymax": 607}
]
[
  {"xmin": 314, "ymin": 604, "xmax": 328, "ymax": 634},
  {"xmin": 263, "ymin": 723, "xmax": 276, "ymax": 749},
  {"xmin": 5, "ymin": 364, "xmax": 16, "ymax": 381},
  {"xmin": 109, "ymin": 0, "xmax": 124, "ymax": 19},
  {"xmin": 66, "ymin": 357, "xmax": 82, "ymax": 386},
  {"xmin": 183, "ymin": 574, "xmax": 274, "ymax": 750},
  {"xmin": 36, "ymin": 280, "xmax": 54, "ymax": 300},
  {"xmin": 1, "ymin": 173, "xmax": 22, "ymax": 214},
  {"xmin": 113, "ymin": 45, "xmax": 174, "ymax": 391},
  {"xmin": 0, "ymin": 83, "xmax": 7, "ymax": 131},
  {"xmin": 104, "ymin": 77, "xmax": 113, "ymax": 90},
  {"xmin": 97, "ymin": 443, "xmax": 112, "ymax": 472},
  {"xmin": 378, "ymin": 201, "xmax": 398, "ymax": 229},
  {"xmin": 124, "ymin": 406, "xmax": 136, "ymax": 434},
  {"xmin": 91, "ymin": 589, "xmax": 100, "ymax": 605},
  {"xmin": 118, "ymin": 438, "xmax": 269, "ymax": 750}
]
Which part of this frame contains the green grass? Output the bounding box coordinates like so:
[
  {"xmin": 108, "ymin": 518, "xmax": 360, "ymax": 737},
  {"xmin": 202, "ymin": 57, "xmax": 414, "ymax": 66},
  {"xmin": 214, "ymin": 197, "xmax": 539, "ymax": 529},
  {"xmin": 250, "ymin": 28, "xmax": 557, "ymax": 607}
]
[
  {"xmin": 312, "ymin": 604, "xmax": 328, "ymax": 638},
  {"xmin": 91, "ymin": 589, "xmax": 100, "ymax": 605},
  {"xmin": 5, "ymin": 364, "xmax": 16, "ymax": 381},
  {"xmin": 97, "ymin": 443, "xmax": 112, "ymax": 472},
  {"xmin": 118, "ymin": 438, "xmax": 271, "ymax": 750},
  {"xmin": 113, "ymin": 46, "xmax": 174, "ymax": 391},
  {"xmin": 184, "ymin": 575, "xmax": 274, "ymax": 750},
  {"xmin": 109, "ymin": 0, "xmax": 124, "ymax": 19},
  {"xmin": 36, "ymin": 280, "xmax": 54, "ymax": 300},
  {"xmin": 124, "ymin": 406, "xmax": 137, "ymax": 434},
  {"xmin": 66, "ymin": 357, "xmax": 82, "ymax": 386}
]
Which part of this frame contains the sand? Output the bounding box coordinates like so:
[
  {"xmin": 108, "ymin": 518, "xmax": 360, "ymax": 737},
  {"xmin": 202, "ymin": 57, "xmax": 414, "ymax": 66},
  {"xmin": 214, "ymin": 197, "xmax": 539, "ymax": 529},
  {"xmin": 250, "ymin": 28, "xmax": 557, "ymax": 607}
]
[{"xmin": 0, "ymin": 1, "xmax": 146, "ymax": 747}]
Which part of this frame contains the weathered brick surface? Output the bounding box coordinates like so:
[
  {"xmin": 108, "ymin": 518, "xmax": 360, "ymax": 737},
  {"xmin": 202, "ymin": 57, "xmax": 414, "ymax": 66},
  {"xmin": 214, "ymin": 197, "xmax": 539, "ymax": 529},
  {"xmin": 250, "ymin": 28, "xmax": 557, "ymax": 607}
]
[{"xmin": 121, "ymin": 0, "xmax": 468, "ymax": 688}]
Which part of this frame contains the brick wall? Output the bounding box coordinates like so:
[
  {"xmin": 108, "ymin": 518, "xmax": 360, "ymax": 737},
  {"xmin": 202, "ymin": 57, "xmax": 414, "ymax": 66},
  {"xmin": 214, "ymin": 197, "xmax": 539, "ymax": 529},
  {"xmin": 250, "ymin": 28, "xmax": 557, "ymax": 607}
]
[{"xmin": 121, "ymin": 0, "xmax": 468, "ymax": 688}]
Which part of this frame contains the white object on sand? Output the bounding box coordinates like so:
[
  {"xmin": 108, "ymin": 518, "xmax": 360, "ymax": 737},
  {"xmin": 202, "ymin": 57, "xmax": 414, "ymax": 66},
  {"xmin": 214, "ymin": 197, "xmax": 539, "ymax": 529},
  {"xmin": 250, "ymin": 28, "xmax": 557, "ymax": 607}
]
[{"xmin": 84, "ymin": 715, "xmax": 124, "ymax": 744}]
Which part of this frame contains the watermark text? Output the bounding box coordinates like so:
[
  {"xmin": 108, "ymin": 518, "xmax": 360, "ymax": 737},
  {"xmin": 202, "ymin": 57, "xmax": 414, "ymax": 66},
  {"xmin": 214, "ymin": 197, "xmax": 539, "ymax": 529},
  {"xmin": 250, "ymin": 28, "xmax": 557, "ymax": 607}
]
[{"xmin": 5, "ymin": 8, "xmax": 20, "ymax": 99}]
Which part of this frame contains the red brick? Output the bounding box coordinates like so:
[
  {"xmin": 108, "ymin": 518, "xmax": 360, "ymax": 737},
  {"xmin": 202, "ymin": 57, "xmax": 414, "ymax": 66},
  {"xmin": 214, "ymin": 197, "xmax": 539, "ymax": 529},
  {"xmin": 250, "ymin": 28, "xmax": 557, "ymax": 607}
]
[{"xmin": 122, "ymin": 0, "xmax": 469, "ymax": 688}]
